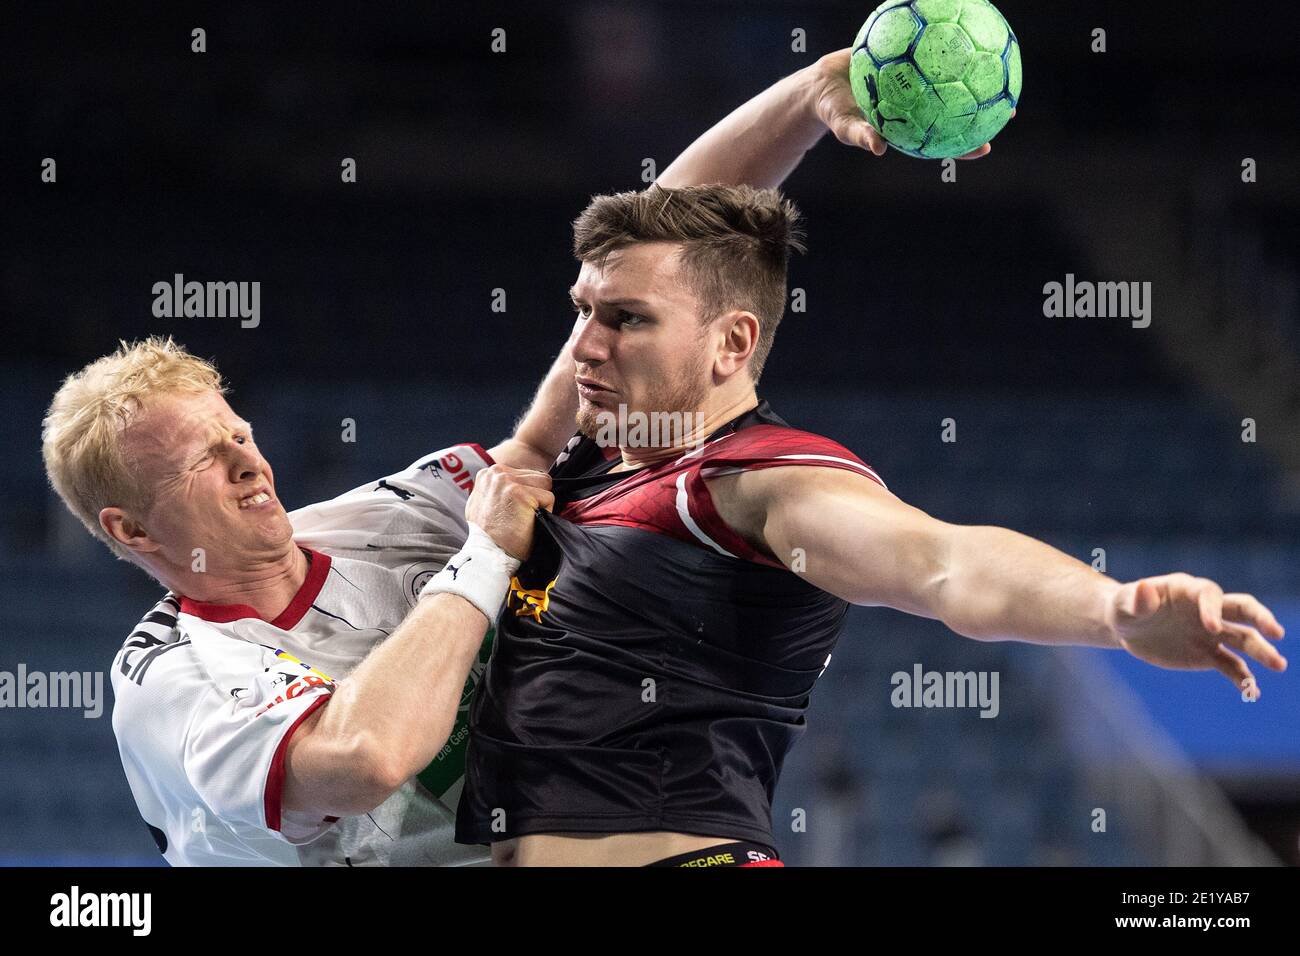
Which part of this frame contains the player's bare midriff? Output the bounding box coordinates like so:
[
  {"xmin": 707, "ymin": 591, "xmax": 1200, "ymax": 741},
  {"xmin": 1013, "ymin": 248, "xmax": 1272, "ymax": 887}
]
[{"xmin": 491, "ymin": 831, "xmax": 739, "ymax": 866}]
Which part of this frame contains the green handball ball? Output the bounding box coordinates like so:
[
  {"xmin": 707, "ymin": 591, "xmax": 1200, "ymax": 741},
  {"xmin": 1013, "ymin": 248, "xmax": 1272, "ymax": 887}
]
[{"xmin": 849, "ymin": 0, "xmax": 1021, "ymax": 158}]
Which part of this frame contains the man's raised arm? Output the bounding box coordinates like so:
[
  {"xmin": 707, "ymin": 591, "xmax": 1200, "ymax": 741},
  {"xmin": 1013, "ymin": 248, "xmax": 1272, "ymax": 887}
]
[
  {"xmin": 488, "ymin": 316, "xmax": 584, "ymax": 471},
  {"xmin": 657, "ymin": 48, "xmax": 997, "ymax": 190},
  {"xmin": 708, "ymin": 466, "xmax": 1287, "ymax": 697},
  {"xmin": 493, "ymin": 53, "xmax": 943, "ymax": 472}
]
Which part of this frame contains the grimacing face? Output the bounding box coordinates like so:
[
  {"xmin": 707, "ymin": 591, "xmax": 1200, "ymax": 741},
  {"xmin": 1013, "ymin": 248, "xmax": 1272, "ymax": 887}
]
[
  {"xmin": 113, "ymin": 389, "xmax": 295, "ymax": 571},
  {"xmin": 568, "ymin": 242, "xmax": 717, "ymax": 441}
]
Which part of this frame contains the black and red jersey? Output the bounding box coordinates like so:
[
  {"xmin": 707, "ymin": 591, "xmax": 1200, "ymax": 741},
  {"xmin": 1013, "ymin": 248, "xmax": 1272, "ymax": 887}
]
[{"xmin": 454, "ymin": 400, "xmax": 886, "ymax": 847}]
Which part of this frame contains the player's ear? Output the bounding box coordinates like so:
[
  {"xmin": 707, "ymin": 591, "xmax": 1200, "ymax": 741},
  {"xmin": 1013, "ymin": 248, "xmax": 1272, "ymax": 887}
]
[
  {"xmin": 100, "ymin": 507, "xmax": 161, "ymax": 555},
  {"xmin": 713, "ymin": 310, "xmax": 759, "ymax": 379}
]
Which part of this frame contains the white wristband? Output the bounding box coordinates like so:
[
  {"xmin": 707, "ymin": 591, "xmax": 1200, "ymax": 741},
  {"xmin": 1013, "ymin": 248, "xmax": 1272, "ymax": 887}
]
[{"xmin": 418, "ymin": 522, "xmax": 522, "ymax": 623}]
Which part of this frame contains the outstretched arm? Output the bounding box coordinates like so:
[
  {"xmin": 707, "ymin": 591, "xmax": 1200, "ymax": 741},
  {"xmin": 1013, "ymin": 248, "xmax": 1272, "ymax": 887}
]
[
  {"xmin": 657, "ymin": 48, "xmax": 995, "ymax": 189},
  {"xmin": 707, "ymin": 466, "xmax": 1287, "ymax": 696}
]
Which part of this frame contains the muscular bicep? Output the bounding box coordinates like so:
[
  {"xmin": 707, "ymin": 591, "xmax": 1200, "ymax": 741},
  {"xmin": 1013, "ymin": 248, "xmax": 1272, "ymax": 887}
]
[
  {"xmin": 280, "ymin": 706, "xmax": 336, "ymax": 818},
  {"xmin": 729, "ymin": 466, "xmax": 955, "ymax": 615},
  {"xmin": 280, "ymin": 702, "xmax": 391, "ymax": 821}
]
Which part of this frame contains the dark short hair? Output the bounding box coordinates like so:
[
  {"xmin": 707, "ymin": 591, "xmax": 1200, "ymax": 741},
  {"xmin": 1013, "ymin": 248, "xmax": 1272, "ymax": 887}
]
[{"xmin": 572, "ymin": 184, "xmax": 805, "ymax": 382}]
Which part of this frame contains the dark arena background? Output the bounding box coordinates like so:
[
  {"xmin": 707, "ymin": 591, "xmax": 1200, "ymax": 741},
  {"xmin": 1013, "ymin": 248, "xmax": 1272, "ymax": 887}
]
[{"xmin": 2, "ymin": 0, "xmax": 1298, "ymax": 882}]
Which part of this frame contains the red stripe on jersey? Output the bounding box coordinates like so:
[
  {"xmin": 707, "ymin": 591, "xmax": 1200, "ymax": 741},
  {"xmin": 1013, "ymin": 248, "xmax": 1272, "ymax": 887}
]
[
  {"xmin": 179, "ymin": 547, "xmax": 332, "ymax": 628},
  {"xmin": 738, "ymin": 859, "xmax": 785, "ymax": 867},
  {"xmin": 264, "ymin": 693, "xmax": 331, "ymax": 832},
  {"xmin": 270, "ymin": 549, "xmax": 331, "ymax": 630},
  {"xmin": 686, "ymin": 456, "xmax": 884, "ymax": 568},
  {"xmin": 559, "ymin": 424, "xmax": 884, "ymax": 568}
]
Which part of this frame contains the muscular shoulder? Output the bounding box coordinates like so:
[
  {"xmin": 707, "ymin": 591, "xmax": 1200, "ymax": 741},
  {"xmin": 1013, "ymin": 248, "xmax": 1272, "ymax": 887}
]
[
  {"xmin": 693, "ymin": 422, "xmax": 881, "ymax": 537},
  {"xmin": 704, "ymin": 464, "xmax": 887, "ymax": 561}
]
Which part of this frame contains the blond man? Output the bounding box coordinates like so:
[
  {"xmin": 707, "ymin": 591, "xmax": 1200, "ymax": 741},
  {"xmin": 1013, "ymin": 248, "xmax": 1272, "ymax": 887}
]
[{"xmin": 43, "ymin": 334, "xmax": 573, "ymax": 864}]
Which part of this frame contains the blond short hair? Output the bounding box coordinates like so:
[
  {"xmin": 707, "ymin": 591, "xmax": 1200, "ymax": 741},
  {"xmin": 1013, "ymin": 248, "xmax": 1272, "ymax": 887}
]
[
  {"xmin": 572, "ymin": 184, "xmax": 805, "ymax": 382},
  {"xmin": 42, "ymin": 336, "xmax": 225, "ymax": 561}
]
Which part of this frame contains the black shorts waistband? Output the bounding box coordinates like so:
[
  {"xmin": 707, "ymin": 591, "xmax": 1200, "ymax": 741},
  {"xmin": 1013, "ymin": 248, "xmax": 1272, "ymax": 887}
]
[{"xmin": 646, "ymin": 841, "xmax": 782, "ymax": 868}]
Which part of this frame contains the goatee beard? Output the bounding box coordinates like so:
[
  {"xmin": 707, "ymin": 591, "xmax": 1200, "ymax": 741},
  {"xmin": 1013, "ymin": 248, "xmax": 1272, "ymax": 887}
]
[{"xmin": 576, "ymin": 370, "xmax": 710, "ymax": 446}]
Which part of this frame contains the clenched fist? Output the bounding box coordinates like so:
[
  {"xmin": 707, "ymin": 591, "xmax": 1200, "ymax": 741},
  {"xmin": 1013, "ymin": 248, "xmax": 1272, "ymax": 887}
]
[{"xmin": 466, "ymin": 464, "xmax": 555, "ymax": 561}]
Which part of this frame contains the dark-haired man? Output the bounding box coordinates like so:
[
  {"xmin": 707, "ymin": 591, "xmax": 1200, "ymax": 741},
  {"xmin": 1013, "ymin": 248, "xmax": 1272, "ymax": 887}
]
[{"xmin": 454, "ymin": 52, "xmax": 1286, "ymax": 867}]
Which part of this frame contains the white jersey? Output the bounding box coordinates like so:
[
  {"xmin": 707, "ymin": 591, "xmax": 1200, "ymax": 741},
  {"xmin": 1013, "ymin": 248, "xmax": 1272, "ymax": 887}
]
[{"xmin": 109, "ymin": 442, "xmax": 496, "ymax": 866}]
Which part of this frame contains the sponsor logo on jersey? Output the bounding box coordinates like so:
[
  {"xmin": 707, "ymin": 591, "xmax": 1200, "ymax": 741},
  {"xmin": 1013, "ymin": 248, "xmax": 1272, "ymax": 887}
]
[
  {"xmin": 374, "ymin": 478, "xmax": 414, "ymax": 500},
  {"xmin": 437, "ymin": 450, "xmax": 477, "ymax": 492},
  {"xmin": 252, "ymin": 648, "xmax": 335, "ymax": 716},
  {"xmin": 680, "ymin": 852, "xmax": 736, "ymax": 867},
  {"xmin": 507, "ymin": 576, "xmax": 558, "ymax": 622}
]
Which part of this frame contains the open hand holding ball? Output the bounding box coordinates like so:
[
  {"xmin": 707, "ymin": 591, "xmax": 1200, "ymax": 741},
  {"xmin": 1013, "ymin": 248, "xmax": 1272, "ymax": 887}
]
[{"xmin": 849, "ymin": 0, "xmax": 1021, "ymax": 158}]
